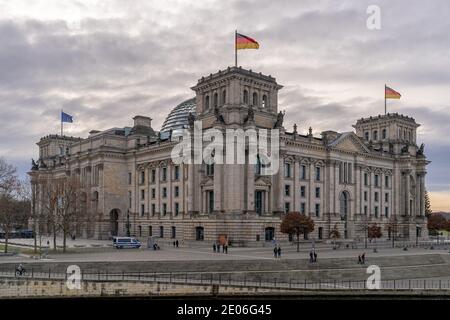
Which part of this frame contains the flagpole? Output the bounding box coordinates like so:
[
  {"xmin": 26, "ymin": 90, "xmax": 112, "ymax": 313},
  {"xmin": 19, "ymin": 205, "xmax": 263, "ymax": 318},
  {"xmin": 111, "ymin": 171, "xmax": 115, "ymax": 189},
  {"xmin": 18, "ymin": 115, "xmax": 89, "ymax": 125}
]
[
  {"xmin": 61, "ymin": 109, "xmax": 63, "ymax": 136},
  {"xmin": 235, "ymin": 30, "xmax": 237, "ymax": 67},
  {"xmin": 384, "ymin": 84, "xmax": 387, "ymax": 115}
]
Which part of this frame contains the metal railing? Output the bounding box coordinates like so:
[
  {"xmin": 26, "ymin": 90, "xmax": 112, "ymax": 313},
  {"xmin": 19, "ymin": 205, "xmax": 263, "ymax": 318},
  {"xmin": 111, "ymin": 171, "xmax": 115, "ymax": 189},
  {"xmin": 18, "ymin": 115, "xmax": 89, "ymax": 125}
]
[{"xmin": 2, "ymin": 269, "xmax": 450, "ymax": 291}]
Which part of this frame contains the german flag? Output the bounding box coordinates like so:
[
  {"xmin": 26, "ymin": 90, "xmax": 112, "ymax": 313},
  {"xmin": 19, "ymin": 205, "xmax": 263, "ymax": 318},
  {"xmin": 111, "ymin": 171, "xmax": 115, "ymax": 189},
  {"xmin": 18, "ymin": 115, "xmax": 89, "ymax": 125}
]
[
  {"xmin": 385, "ymin": 86, "xmax": 401, "ymax": 99},
  {"xmin": 236, "ymin": 33, "xmax": 259, "ymax": 50}
]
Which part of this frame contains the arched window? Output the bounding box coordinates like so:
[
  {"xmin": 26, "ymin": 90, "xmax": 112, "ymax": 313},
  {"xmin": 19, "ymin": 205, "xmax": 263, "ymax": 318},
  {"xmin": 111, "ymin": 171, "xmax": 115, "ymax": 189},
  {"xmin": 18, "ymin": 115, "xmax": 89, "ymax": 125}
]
[
  {"xmin": 339, "ymin": 191, "xmax": 350, "ymax": 220},
  {"xmin": 364, "ymin": 132, "xmax": 369, "ymax": 141},
  {"xmin": 382, "ymin": 128, "xmax": 387, "ymax": 139},
  {"xmin": 262, "ymin": 95, "xmax": 268, "ymax": 108},
  {"xmin": 373, "ymin": 130, "xmax": 378, "ymax": 141},
  {"xmin": 213, "ymin": 93, "xmax": 218, "ymax": 107},
  {"xmin": 195, "ymin": 226, "xmax": 204, "ymax": 241},
  {"xmin": 205, "ymin": 95, "xmax": 210, "ymax": 109},
  {"xmin": 265, "ymin": 227, "xmax": 275, "ymax": 241},
  {"xmin": 243, "ymin": 90, "xmax": 249, "ymax": 104},
  {"xmin": 252, "ymin": 92, "xmax": 258, "ymax": 106},
  {"xmin": 222, "ymin": 90, "xmax": 226, "ymax": 105}
]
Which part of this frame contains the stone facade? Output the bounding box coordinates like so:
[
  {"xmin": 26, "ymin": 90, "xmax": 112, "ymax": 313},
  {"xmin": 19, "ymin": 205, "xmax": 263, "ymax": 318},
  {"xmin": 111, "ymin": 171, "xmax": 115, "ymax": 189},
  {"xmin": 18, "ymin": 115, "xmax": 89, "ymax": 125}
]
[{"xmin": 29, "ymin": 66, "xmax": 430, "ymax": 245}]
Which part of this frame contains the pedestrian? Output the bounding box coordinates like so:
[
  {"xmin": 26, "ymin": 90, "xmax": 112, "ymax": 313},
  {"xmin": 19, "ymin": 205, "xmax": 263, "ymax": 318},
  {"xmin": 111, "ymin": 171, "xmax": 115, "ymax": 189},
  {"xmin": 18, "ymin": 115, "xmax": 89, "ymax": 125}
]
[
  {"xmin": 361, "ymin": 253, "xmax": 365, "ymax": 264},
  {"xmin": 216, "ymin": 243, "xmax": 220, "ymax": 253},
  {"xmin": 176, "ymin": 240, "xmax": 179, "ymax": 248},
  {"xmin": 313, "ymin": 251, "xmax": 317, "ymax": 262},
  {"xmin": 173, "ymin": 241, "xmax": 176, "ymax": 247},
  {"xmin": 277, "ymin": 246, "xmax": 281, "ymax": 258},
  {"xmin": 358, "ymin": 255, "xmax": 362, "ymax": 264},
  {"xmin": 309, "ymin": 251, "xmax": 313, "ymax": 263},
  {"xmin": 274, "ymin": 246, "xmax": 278, "ymax": 258},
  {"xmin": 225, "ymin": 244, "xmax": 228, "ymax": 254},
  {"xmin": 213, "ymin": 243, "xmax": 216, "ymax": 253}
]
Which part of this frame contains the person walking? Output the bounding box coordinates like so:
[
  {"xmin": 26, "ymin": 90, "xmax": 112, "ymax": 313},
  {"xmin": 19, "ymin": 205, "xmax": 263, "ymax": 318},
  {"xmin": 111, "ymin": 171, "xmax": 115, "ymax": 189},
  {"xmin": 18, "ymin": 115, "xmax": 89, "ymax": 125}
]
[
  {"xmin": 224, "ymin": 244, "xmax": 228, "ymax": 254},
  {"xmin": 213, "ymin": 243, "xmax": 216, "ymax": 253},
  {"xmin": 309, "ymin": 251, "xmax": 313, "ymax": 263},
  {"xmin": 274, "ymin": 246, "xmax": 278, "ymax": 258},
  {"xmin": 176, "ymin": 240, "xmax": 179, "ymax": 248},
  {"xmin": 313, "ymin": 251, "xmax": 317, "ymax": 262},
  {"xmin": 277, "ymin": 246, "xmax": 281, "ymax": 258},
  {"xmin": 358, "ymin": 255, "xmax": 362, "ymax": 264},
  {"xmin": 361, "ymin": 252, "xmax": 366, "ymax": 264}
]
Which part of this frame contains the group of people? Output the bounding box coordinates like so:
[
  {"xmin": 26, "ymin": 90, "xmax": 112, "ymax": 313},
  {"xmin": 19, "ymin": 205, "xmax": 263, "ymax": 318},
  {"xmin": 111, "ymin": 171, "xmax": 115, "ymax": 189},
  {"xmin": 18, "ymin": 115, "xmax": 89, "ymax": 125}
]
[
  {"xmin": 152, "ymin": 243, "xmax": 161, "ymax": 250},
  {"xmin": 213, "ymin": 242, "xmax": 228, "ymax": 254},
  {"xmin": 172, "ymin": 240, "xmax": 180, "ymax": 248},
  {"xmin": 309, "ymin": 250, "xmax": 318, "ymax": 263},
  {"xmin": 273, "ymin": 245, "xmax": 282, "ymax": 258},
  {"xmin": 358, "ymin": 253, "xmax": 366, "ymax": 264}
]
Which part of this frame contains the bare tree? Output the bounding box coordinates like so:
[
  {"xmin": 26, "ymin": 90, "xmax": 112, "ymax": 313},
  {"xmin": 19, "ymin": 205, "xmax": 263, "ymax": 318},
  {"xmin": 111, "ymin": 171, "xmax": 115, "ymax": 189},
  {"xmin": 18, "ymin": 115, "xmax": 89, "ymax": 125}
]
[
  {"xmin": 329, "ymin": 223, "xmax": 341, "ymax": 249},
  {"xmin": 385, "ymin": 216, "xmax": 400, "ymax": 248}
]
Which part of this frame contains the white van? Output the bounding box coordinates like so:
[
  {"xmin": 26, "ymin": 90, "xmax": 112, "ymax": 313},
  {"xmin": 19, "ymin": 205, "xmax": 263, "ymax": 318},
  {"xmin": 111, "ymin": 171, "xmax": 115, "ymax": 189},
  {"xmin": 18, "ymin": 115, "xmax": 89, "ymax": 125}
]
[{"xmin": 113, "ymin": 237, "xmax": 141, "ymax": 249}]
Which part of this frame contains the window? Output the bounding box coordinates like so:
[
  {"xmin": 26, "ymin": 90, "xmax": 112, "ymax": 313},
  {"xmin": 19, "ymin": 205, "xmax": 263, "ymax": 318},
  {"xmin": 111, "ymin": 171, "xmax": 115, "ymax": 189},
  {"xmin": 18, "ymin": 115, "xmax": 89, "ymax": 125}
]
[
  {"xmin": 138, "ymin": 225, "xmax": 142, "ymax": 237},
  {"xmin": 301, "ymin": 165, "xmax": 306, "ymax": 179},
  {"xmin": 300, "ymin": 186, "xmax": 306, "ymax": 198},
  {"xmin": 207, "ymin": 190, "xmax": 214, "ymax": 213},
  {"xmin": 222, "ymin": 90, "xmax": 226, "ymax": 105},
  {"xmin": 382, "ymin": 128, "xmax": 387, "ymax": 139},
  {"xmin": 140, "ymin": 171, "xmax": 145, "ymax": 184},
  {"xmin": 171, "ymin": 226, "xmax": 176, "ymax": 239},
  {"xmin": 151, "ymin": 204, "xmax": 156, "ymax": 216},
  {"xmin": 162, "ymin": 167, "xmax": 167, "ymax": 181},
  {"xmin": 141, "ymin": 189, "xmax": 145, "ymax": 200},
  {"xmin": 140, "ymin": 204, "xmax": 145, "ymax": 216},
  {"xmin": 148, "ymin": 226, "xmax": 152, "ymax": 236},
  {"xmin": 374, "ymin": 192, "xmax": 379, "ymax": 202},
  {"xmin": 373, "ymin": 130, "xmax": 378, "ymax": 141},
  {"xmin": 174, "ymin": 186, "xmax": 179, "ymax": 197},
  {"xmin": 162, "ymin": 203, "xmax": 167, "ymax": 215},
  {"xmin": 174, "ymin": 166, "xmax": 180, "ymax": 180},
  {"xmin": 374, "ymin": 206, "xmax": 379, "ymax": 218},
  {"xmin": 175, "ymin": 203, "xmax": 179, "ymax": 216},
  {"xmin": 213, "ymin": 93, "xmax": 218, "ymax": 107},
  {"xmin": 128, "ymin": 172, "xmax": 132, "ymax": 185},
  {"xmin": 364, "ymin": 191, "xmax": 368, "ymax": 201},
  {"xmin": 252, "ymin": 92, "xmax": 258, "ymax": 106},
  {"xmin": 364, "ymin": 173, "xmax": 369, "ymax": 186},
  {"xmin": 385, "ymin": 193, "xmax": 389, "ymax": 202},
  {"xmin": 285, "ymin": 185, "xmax": 290, "ymax": 197},
  {"xmin": 255, "ymin": 191, "xmax": 264, "ymax": 215},
  {"xmin": 285, "ymin": 202, "xmax": 290, "ymax": 213},
  {"xmin": 315, "ymin": 167, "xmax": 321, "ymax": 181},
  {"xmin": 374, "ymin": 174, "xmax": 379, "ymax": 187},
  {"xmin": 364, "ymin": 205, "xmax": 368, "ymax": 215},
  {"xmin": 159, "ymin": 226, "xmax": 164, "ymax": 238},
  {"xmin": 284, "ymin": 163, "xmax": 291, "ymax": 178},
  {"xmin": 205, "ymin": 95, "xmax": 210, "ymax": 109},
  {"xmin": 364, "ymin": 132, "xmax": 369, "ymax": 141},
  {"xmin": 262, "ymin": 95, "xmax": 267, "ymax": 108},
  {"xmin": 300, "ymin": 202, "xmax": 306, "ymax": 214},
  {"xmin": 162, "ymin": 187, "xmax": 167, "ymax": 198},
  {"xmin": 243, "ymin": 90, "xmax": 249, "ymax": 104},
  {"xmin": 151, "ymin": 170, "xmax": 156, "ymax": 183},
  {"xmin": 128, "ymin": 191, "xmax": 132, "ymax": 209},
  {"xmin": 385, "ymin": 207, "xmax": 389, "ymax": 217},
  {"xmin": 206, "ymin": 163, "xmax": 214, "ymax": 176},
  {"xmin": 151, "ymin": 188, "xmax": 156, "ymax": 199},
  {"xmin": 315, "ymin": 187, "xmax": 320, "ymax": 198},
  {"xmin": 315, "ymin": 204, "xmax": 320, "ymax": 217},
  {"xmin": 385, "ymin": 176, "xmax": 389, "ymax": 188}
]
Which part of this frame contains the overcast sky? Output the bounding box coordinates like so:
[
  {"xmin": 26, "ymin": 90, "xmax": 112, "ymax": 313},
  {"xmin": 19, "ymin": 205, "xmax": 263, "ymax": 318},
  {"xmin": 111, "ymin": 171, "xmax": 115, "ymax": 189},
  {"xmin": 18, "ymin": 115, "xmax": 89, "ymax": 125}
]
[{"xmin": 1, "ymin": 0, "xmax": 449, "ymax": 210}]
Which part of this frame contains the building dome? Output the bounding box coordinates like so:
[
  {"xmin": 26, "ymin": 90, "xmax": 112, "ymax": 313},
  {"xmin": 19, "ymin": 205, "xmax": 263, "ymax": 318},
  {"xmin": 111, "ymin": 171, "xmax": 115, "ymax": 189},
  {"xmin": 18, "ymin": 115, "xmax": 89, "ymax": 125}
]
[{"xmin": 160, "ymin": 98, "xmax": 196, "ymax": 134}]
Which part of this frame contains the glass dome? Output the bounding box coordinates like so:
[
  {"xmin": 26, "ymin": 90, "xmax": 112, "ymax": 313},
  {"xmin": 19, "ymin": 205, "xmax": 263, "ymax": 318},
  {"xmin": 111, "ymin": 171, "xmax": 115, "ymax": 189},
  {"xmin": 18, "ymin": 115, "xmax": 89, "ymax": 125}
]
[{"xmin": 160, "ymin": 98, "xmax": 196, "ymax": 135}]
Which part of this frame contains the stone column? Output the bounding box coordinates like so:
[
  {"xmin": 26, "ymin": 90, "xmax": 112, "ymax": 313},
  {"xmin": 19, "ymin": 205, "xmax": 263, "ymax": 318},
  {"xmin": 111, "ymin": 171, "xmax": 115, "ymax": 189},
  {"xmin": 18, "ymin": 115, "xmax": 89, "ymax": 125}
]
[
  {"xmin": 293, "ymin": 160, "xmax": 300, "ymax": 211},
  {"xmin": 405, "ymin": 171, "xmax": 411, "ymax": 216},
  {"xmin": 215, "ymin": 163, "xmax": 223, "ymax": 212},
  {"xmin": 246, "ymin": 162, "xmax": 255, "ymax": 213}
]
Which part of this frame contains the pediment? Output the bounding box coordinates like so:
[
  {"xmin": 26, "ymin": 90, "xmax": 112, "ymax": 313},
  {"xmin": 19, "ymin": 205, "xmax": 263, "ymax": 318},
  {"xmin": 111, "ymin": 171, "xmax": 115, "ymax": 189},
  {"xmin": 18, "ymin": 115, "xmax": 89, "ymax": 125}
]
[
  {"xmin": 255, "ymin": 175, "xmax": 272, "ymax": 186},
  {"xmin": 329, "ymin": 133, "xmax": 369, "ymax": 153}
]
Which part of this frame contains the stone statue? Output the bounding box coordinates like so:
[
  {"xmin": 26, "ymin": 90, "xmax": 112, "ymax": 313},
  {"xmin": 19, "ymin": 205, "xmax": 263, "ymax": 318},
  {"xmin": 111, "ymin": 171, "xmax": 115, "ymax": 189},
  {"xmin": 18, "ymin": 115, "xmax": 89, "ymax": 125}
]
[
  {"xmin": 214, "ymin": 106, "xmax": 225, "ymax": 124},
  {"xmin": 401, "ymin": 144, "xmax": 409, "ymax": 153},
  {"xmin": 244, "ymin": 105, "xmax": 254, "ymax": 124},
  {"xmin": 274, "ymin": 110, "xmax": 285, "ymax": 128},
  {"xmin": 31, "ymin": 158, "xmax": 38, "ymax": 170},
  {"xmin": 187, "ymin": 112, "xmax": 196, "ymax": 127},
  {"xmin": 38, "ymin": 158, "xmax": 47, "ymax": 169},
  {"xmin": 417, "ymin": 143, "xmax": 425, "ymax": 155}
]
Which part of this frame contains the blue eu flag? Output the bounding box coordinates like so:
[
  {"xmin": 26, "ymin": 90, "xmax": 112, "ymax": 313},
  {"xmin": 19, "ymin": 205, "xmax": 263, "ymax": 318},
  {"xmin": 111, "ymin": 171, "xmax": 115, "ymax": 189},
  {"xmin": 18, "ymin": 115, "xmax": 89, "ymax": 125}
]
[{"xmin": 61, "ymin": 111, "xmax": 73, "ymax": 123}]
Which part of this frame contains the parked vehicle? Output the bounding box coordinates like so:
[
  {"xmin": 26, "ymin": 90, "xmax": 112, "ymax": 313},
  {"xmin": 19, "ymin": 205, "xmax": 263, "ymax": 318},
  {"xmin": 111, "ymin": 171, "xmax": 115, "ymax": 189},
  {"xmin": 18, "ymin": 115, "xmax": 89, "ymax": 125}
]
[{"xmin": 113, "ymin": 237, "xmax": 141, "ymax": 249}]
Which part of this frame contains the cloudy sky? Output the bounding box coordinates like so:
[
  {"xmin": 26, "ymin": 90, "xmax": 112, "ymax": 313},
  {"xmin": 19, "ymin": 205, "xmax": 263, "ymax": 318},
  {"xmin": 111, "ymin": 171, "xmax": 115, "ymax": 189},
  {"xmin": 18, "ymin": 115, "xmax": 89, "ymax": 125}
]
[{"xmin": 1, "ymin": 0, "xmax": 449, "ymax": 210}]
